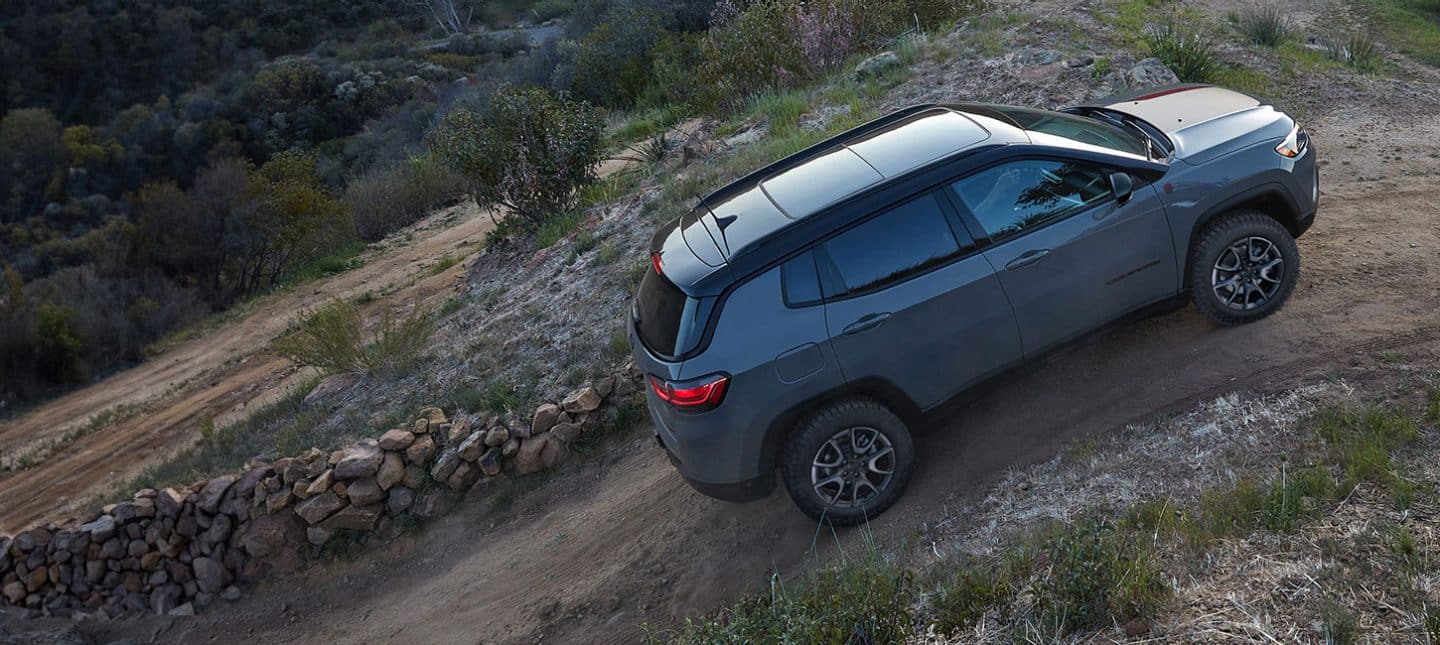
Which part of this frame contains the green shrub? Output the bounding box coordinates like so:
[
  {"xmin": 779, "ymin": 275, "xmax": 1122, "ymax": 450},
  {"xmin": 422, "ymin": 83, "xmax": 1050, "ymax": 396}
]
[
  {"xmin": 1323, "ymin": 31, "xmax": 1385, "ymax": 72},
  {"xmin": 1144, "ymin": 21, "xmax": 1220, "ymax": 82},
  {"xmin": 429, "ymin": 86, "xmax": 605, "ymax": 228},
  {"xmin": 272, "ymin": 299, "xmax": 433, "ymax": 376},
  {"xmin": 345, "ymin": 155, "xmax": 467, "ymax": 242},
  {"xmin": 696, "ymin": 1, "xmax": 806, "ymax": 108},
  {"xmin": 1238, "ymin": 5, "xmax": 1292, "ymax": 46},
  {"xmin": 33, "ymin": 303, "xmax": 87, "ymax": 384},
  {"xmin": 1030, "ymin": 519, "xmax": 1169, "ymax": 634}
]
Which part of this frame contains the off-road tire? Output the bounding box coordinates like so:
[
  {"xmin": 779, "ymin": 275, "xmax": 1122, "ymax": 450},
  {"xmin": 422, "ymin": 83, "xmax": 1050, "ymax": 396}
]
[
  {"xmin": 781, "ymin": 398, "xmax": 915, "ymax": 526},
  {"xmin": 1189, "ymin": 210, "xmax": 1301, "ymax": 326}
]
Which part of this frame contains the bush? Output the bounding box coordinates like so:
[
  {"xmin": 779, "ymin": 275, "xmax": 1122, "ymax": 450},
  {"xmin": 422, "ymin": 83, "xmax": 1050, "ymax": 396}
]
[
  {"xmin": 1238, "ymin": 4, "xmax": 1292, "ymax": 46},
  {"xmin": 1144, "ymin": 21, "xmax": 1220, "ymax": 82},
  {"xmin": 1030, "ymin": 519, "xmax": 1169, "ymax": 635},
  {"xmin": 33, "ymin": 303, "xmax": 87, "ymax": 385},
  {"xmin": 345, "ymin": 156, "xmax": 468, "ymax": 241},
  {"xmin": 697, "ymin": 0, "xmax": 806, "ymax": 107},
  {"xmin": 429, "ymin": 86, "xmax": 605, "ymax": 228},
  {"xmin": 1323, "ymin": 31, "xmax": 1385, "ymax": 72},
  {"xmin": 272, "ymin": 299, "xmax": 434, "ymax": 376}
]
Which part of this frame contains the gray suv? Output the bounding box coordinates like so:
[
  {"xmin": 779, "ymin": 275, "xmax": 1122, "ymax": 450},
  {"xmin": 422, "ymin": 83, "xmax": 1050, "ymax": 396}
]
[{"xmin": 629, "ymin": 84, "xmax": 1318, "ymax": 524}]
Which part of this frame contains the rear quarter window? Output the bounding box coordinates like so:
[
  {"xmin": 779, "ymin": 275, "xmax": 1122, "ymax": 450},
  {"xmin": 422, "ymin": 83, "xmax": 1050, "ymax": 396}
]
[
  {"xmin": 818, "ymin": 193, "xmax": 971, "ymax": 297},
  {"xmin": 633, "ymin": 268, "xmax": 690, "ymax": 357}
]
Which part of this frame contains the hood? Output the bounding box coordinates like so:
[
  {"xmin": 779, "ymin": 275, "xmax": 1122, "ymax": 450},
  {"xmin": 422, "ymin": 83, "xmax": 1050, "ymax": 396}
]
[{"xmin": 1075, "ymin": 84, "xmax": 1293, "ymax": 163}]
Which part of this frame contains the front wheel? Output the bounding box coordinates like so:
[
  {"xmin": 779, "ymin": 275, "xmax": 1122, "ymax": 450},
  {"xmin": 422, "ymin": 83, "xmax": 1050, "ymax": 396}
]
[
  {"xmin": 781, "ymin": 398, "xmax": 915, "ymax": 525},
  {"xmin": 1189, "ymin": 210, "xmax": 1301, "ymax": 325}
]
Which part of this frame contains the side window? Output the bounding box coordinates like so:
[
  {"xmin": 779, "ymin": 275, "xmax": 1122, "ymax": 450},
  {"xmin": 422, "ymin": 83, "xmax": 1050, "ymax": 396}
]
[
  {"xmin": 820, "ymin": 193, "xmax": 969, "ymax": 297},
  {"xmin": 951, "ymin": 160, "xmax": 1113, "ymax": 240},
  {"xmin": 781, "ymin": 251, "xmax": 822, "ymax": 307}
]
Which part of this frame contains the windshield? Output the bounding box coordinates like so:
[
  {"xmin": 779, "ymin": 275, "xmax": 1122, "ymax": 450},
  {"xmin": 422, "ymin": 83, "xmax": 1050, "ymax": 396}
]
[{"xmin": 988, "ymin": 106, "xmax": 1152, "ymax": 158}]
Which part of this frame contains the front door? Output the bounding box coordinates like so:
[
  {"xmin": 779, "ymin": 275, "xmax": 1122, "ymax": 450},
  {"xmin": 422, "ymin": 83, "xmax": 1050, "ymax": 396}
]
[
  {"xmin": 948, "ymin": 158, "xmax": 1177, "ymax": 356},
  {"xmin": 819, "ymin": 192, "xmax": 1023, "ymax": 410}
]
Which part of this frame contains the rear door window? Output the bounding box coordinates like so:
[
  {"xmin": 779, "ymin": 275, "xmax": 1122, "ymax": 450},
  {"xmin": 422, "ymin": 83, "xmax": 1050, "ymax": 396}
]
[
  {"xmin": 950, "ymin": 160, "xmax": 1112, "ymax": 241},
  {"xmin": 819, "ymin": 193, "xmax": 971, "ymax": 298}
]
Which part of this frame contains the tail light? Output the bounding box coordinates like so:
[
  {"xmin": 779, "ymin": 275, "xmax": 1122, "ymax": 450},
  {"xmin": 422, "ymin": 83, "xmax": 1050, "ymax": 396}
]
[
  {"xmin": 650, "ymin": 251, "xmax": 664, "ymax": 276},
  {"xmin": 1275, "ymin": 125, "xmax": 1307, "ymax": 158},
  {"xmin": 649, "ymin": 373, "xmax": 729, "ymax": 412}
]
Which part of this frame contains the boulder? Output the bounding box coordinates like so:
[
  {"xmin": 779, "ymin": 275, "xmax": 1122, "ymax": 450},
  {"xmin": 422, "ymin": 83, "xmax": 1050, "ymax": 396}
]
[
  {"xmin": 854, "ymin": 51, "xmax": 901, "ymax": 79},
  {"xmin": 192, "ymin": 556, "xmax": 229, "ymax": 594},
  {"xmin": 376, "ymin": 452, "xmax": 405, "ymax": 490},
  {"xmin": 302, "ymin": 373, "xmax": 359, "ymax": 406},
  {"xmin": 401, "ymin": 464, "xmax": 426, "ymax": 489},
  {"xmin": 334, "ymin": 442, "xmax": 384, "ymax": 480},
  {"xmin": 1126, "ymin": 57, "xmax": 1179, "ymax": 88},
  {"xmin": 515, "ymin": 434, "xmax": 565, "ymax": 475},
  {"xmin": 156, "ymin": 489, "xmax": 186, "ymax": 517},
  {"xmin": 346, "ymin": 478, "xmax": 385, "ymax": 506},
  {"xmin": 405, "ymin": 434, "xmax": 437, "ymax": 465},
  {"xmin": 531, "ymin": 403, "xmax": 561, "ymax": 435},
  {"xmin": 238, "ymin": 511, "xmax": 306, "ymax": 568},
  {"xmin": 2, "ymin": 581, "xmax": 24, "ymax": 604},
  {"xmin": 306, "ymin": 469, "xmax": 335, "ymax": 497},
  {"xmin": 483, "ymin": 425, "xmax": 510, "ymax": 447},
  {"xmin": 551, "ymin": 422, "xmax": 583, "ymax": 443},
  {"xmin": 420, "ymin": 406, "xmax": 448, "ymax": 426},
  {"xmin": 501, "ymin": 437, "xmax": 521, "ymax": 459},
  {"xmin": 561, "ymin": 386, "xmax": 602, "ymax": 414},
  {"xmin": 431, "ymin": 448, "xmax": 461, "ymax": 482},
  {"xmin": 306, "ymin": 526, "xmax": 332, "ymax": 546},
  {"xmin": 411, "ymin": 488, "xmax": 456, "ymax": 519},
  {"xmin": 319, "ymin": 505, "xmax": 381, "ymax": 532},
  {"xmin": 196, "ymin": 475, "xmax": 237, "ymax": 514},
  {"xmin": 478, "ymin": 448, "xmax": 503, "ymax": 477},
  {"xmin": 224, "ymin": 466, "xmax": 273, "ymax": 517},
  {"xmin": 593, "ymin": 376, "xmax": 615, "ymax": 398},
  {"xmin": 294, "ymin": 493, "xmax": 344, "ymax": 525},
  {"xmin": 265, "ymin": 491, "xmax": 294, "ymax": 514},
  {"xmin": 378, "ymin": 428, "xmax": 416, "ymax": 451},
  {"xmin": 79, "ymin": 515, "xmax": 117, "ymax": 542},
  {"xmin": 446, "ymin": 462, "xmax": 477, "ymax": 491},
  {"xmin": 386, "ymin": 486, "xmax": 415, "ymax": 515},
  {"xmin": 457, "ymin": 432, "xmax": 486, "ymax": 462}
]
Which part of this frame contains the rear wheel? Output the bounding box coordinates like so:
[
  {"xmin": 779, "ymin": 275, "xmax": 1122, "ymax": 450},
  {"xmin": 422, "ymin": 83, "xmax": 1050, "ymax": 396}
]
[
  {"xmin": 781, "ymin": 398, "xmax": 914, "ymax": 525},
  {"xmin": 1189, "ymin": 210, "xmax": 1300, "ymax": 325}
]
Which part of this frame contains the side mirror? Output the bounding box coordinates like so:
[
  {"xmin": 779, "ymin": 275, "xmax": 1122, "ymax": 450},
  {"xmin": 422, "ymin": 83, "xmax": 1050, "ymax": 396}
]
[{"xmin": 1110, "ymin": 172, "xmax": 1134, "ymax": 204}]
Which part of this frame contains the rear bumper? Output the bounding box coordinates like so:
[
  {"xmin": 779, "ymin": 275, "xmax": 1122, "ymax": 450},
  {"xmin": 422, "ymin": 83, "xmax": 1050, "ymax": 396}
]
[{"xmin": 658, "ymin": 440, "xmax": 774, "ymax": 502}]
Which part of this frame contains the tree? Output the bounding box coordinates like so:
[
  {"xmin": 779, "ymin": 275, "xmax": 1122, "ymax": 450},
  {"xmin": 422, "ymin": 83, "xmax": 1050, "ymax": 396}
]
[
  {"xmin": 411, "ymin": 0, "xmax": 474, "ymax": 36},
  {"xmin": 428, "ymin": 86, "xmax": 604, "ymax": 228}
]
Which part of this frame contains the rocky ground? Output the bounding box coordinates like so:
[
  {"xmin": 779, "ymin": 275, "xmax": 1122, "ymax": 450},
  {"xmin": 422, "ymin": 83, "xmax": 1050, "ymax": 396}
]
[{"xmin": 4, "ymin": 0, "xmax": 1440, "ymax": 642}]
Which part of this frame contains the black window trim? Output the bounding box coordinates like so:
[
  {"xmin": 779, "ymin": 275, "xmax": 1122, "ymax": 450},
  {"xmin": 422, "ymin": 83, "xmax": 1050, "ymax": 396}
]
[
  {"xmin": 780, "ymin": 250, "xmax": 824, "ymax": 308},
  {"xmin": 809, "ymin": 190, "xmax": 980, "ymax": 303},
  {"xmin": 943, "ymin": 153, "xmax": 1129, "ymax": 248}
]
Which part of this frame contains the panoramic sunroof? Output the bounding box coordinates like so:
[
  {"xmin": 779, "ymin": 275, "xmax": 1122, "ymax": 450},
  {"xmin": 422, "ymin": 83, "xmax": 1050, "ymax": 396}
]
[
  {"xmin": 759, "ymin": 147, "xmax": 884, "ymax": 219},
  {"xmin": 847, "ymin": 109, "xmax": 991, "ymax": 177}
]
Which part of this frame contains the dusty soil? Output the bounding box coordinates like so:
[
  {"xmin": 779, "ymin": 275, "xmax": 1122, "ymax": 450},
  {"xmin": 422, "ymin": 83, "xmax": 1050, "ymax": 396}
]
[
  {"xmin": 6, "ymin": 1, "xmax": 1440, "ymax": 642},
  {"xmin": 75, "ymin": 109, "xmax": 1440, "ymax": 645},
  {"xmin": 0, "ymin": 203, "xmax": 492, "ymax": 532}
]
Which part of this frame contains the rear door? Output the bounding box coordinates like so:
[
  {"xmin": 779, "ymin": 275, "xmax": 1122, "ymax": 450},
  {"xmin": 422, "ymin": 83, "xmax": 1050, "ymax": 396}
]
[
  {"xmin": 948, "ymin": 158, "xmax": 1177, "ymax": 357},
  {"xmin": 819, "ymin": 192, "xmax": 1023, "ymax": 410}
]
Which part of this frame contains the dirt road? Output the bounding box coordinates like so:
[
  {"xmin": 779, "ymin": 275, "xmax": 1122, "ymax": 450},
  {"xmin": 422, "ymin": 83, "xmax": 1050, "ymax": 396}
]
[
  {"xmin": 75, "ymin": 103, "xmax": 1440, "ymax": 643},
  {"xmin": 0, "ymin": 203, "xmax": 493, "ymax": 531}
]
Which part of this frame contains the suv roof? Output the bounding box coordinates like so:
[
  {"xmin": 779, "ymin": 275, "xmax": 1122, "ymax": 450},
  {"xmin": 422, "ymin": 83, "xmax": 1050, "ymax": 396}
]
[{"xmin": 685, "ymin": 107, "xmax": 1022, "ymax": 268}]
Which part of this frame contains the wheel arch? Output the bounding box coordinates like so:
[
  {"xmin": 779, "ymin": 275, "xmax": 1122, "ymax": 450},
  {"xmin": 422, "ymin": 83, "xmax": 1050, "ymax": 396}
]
[
  {"xmin": 1183, "ymin": 183, "xmax": 1302, "ymax": 292},
  {"xmin": 758, "ymin": 377, "xmax": 922, "ymax": 474}
]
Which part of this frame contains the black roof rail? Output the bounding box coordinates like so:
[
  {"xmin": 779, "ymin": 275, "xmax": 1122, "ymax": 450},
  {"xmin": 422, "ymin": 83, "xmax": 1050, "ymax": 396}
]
[{"xmin": 700, "ymin": 103, "xmax": 947, "ymax": 208}]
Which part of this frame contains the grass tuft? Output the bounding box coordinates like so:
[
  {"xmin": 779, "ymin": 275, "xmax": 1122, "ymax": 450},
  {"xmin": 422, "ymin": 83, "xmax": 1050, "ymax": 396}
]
[
  {"xmin": 1238, "ymin": 4, "xmax": 1293, "ymax": 46},
  {"xmin": 1144, "ymin": 20, "xmax": 1220, "ymax": 83}
]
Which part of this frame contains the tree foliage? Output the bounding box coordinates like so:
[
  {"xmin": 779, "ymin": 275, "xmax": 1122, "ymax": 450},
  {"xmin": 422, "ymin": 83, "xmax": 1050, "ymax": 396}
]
[{"xmin": 429, "ymin": 86, "xmax": 605, "ymax": 226}]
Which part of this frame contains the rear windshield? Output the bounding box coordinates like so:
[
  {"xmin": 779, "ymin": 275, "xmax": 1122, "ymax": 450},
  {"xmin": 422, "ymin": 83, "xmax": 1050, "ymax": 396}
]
[{"xmin": 634, "ymin": 268, "xmax": 693, "ymax": 358}]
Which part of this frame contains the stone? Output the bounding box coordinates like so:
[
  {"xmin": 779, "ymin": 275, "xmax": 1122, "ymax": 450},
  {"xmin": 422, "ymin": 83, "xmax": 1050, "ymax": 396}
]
[
  {"xmin": 412, "ymin": 418, "xmax": 430, "ymax": 434},
  {"xmin": 111, "ymin": 502, "xmax": 139, "ymax": 524},
  {"xmin": 25, "ymin": 565, "xmax": 47, "ymax": 591},
  {"xmin": 483, "ymin": 425, "xmax": 509, "ymax": 447},
  {"xmin": 319, "ymin": 505, "xmax": 381, "ymax": 532},
  {"xmin": 446, "ymin": 462, "xmax": 477, "ymax": 491},
  {"xmin": 411, "ymin": 489, "xmax": 456, "ymax": 519},
  {"xmin": 593, "ymin": 376, "xmax": 615, "ymax": 398},
  {"xmin": 515, "ymin": 434, "xmax": 564, "ymax": 475},
  {"xmin": 501, "ymin": 437, "xmax": 521, "ymax": 459},
  {"xmin": 386, "ymin": 486, "xmax": 415, "ymax": 514},
  {"xmin": 613, "ymin": 377, "xmax": 635, "ymax": 396},
  {"xmin": 377, "ymin": 428, "xmax": 415, "ymax": 451},
  {"xmin": 306, "ymin": 470, "xmax": 335, "ymax": 497},
  {"xmin": 334, "ymin": 442, "xmax": 384, "ymax": 480},
  {"xmin": 221, "ymin": 586, "xmax": 242, "ymax": 601},
  {"xmin": 420, "ymin": 406, "xmax": 448, "ymax": 426},
  {"xmin": 156, "ymin": 489, "xmax": 186, "ymax": 517},
  {"xmin": 478, "ymin": 448, "xmax": 502, "ymax": 477},
  {"xmin": 457, "ymin": 432, "xmax": 486, "ymax": 462},
  {"xmin": 292, "ymin": 480, "xmax": 312, "ymax": 500},
  {"xmin": 196, "ymin": 476, "xmax": 236, "ymax": 514},
  {"xmin": 239, "ymin": 512, "xmax": 306, "ymax": 569},
  {"xmin": 346, "ymin": 478, "xmax": 385, "ymax": 506},
  {"xmin": 168, "ymin": 602, "xmax": 196, "ymax": 617},
  {"xmin": 561, "ymin": 386, "xmax": 602, "ymax": 414},
  {"xmin": 443, "ymin": 417, "xmax": 473, "ymax": 446},
  {"xmin": 150, "ymin": 584, "xmax": 182, "ymax": 615},
  {"xmin": 4, "ymin": 581, "xmax": 25, "ymax": 603},
  {"xmin": 1067, "ymin": 55, "xmax": 1095, "ymax": 67},
  {"xmin": 1126, "ymin": 57, "xmax": 1179, "ymax": 88},
  {"xmin": 405, "ymin": 434, "xmax": 437, "ymax": 465},
  {"xmin": 79, "ymin": 515, "xmax": 116, "ymax": 542},
  {"xmin": 431, "ymin": 447, "xmax": 462, "ymax": 482},
  {"xmin": 551, "ymin": 422, "xmax": 583, "ymax": 443},
  {"xmin": 854, "ymin": 51, "xmax": 901, "ymax": 78},
  {"xmin": 294, "ymin": 493, "xmax": 344, "ymax": 525},
  {"xmin": 401, "ymin": 464, "xmax": 426, "ymax": 489},
  {"xmin": 306, "ymin": 526, "xmax": 332, "ymax": 546},
  {"xmin": 281, "ymin": 459, "xmax": 309, "ymax": 486},
  {"xmin": 191, "ymin": 557, "xmax": 228, "ymax": 594},
  {"xmin": 265, "ymin": 491, "xmax": 294, "ymax": 514},
  {"xmin": 531, "ymin": 403, "xmax": 561, "ymax": 435},
  {"xmin": 376, "ymin": 452, "xmax": 405, "ymax": 490}
]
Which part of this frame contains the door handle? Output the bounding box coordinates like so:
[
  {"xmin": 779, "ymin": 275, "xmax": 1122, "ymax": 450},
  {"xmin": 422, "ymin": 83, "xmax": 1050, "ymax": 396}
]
[
  {"xmin": 842, "ymin": 312, "xmax": 891, "ymax": 335},
  {"xmin": 1005, "ymin": 249, "xmax": 1051, "ymax": 270}
]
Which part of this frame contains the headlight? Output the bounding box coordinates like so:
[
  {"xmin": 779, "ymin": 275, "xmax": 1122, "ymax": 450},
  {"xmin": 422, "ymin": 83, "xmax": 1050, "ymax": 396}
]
[{"xmin": 1275, "ymin": 124, "xmax": 1307, "ymax": 158}]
